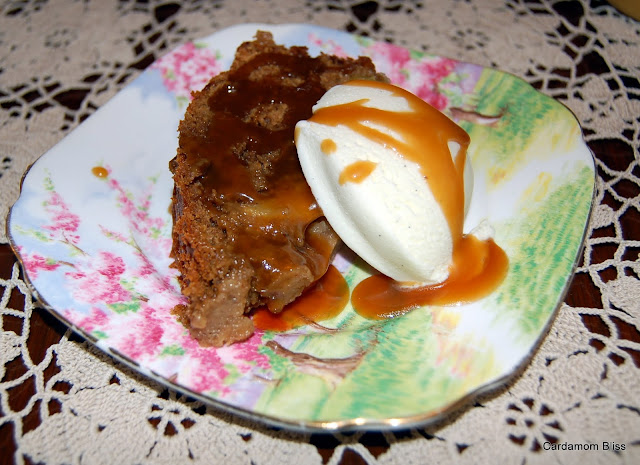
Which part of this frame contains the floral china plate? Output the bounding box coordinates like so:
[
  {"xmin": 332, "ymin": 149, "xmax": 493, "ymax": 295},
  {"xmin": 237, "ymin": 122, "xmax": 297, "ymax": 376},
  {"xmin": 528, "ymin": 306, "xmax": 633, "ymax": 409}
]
[{"xmin": 8, "ymin": 23, "xmax": 595, "ymax": 431}]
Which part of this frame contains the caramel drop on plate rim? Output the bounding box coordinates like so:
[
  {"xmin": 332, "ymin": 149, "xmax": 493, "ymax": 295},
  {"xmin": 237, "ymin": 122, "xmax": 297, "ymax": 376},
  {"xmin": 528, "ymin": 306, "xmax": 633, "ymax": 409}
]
[
  {"xmin": 308, "ymin": 80, "xmax": 509, "ymax": 317},
  {"xmin": 252, "ymin": 265, "xmax": 349, "ymax": 331},
  {"xmin": 91, "ymin": 166, "xmax": 108, "ymax": 178}
]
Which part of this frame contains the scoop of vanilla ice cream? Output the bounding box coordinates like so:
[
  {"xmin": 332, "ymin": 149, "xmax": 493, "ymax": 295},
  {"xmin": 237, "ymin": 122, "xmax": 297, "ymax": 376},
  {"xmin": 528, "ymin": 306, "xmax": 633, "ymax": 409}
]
[{"xmin": 295, "ymin": 83, "xmax": 474, "ymax": 284}]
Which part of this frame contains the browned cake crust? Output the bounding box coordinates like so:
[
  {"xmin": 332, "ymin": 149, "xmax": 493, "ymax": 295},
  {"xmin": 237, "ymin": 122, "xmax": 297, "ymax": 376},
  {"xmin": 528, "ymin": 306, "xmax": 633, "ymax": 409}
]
[{"xmin": 170, "ymin": 31, "xmax": 386, "ymax": 346}]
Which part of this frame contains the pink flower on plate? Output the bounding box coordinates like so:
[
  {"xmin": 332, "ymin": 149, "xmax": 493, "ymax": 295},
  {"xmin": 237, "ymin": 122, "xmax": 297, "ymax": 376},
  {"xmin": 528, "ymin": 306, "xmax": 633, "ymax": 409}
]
[
  {"xmin": 66, "ymin": 307, "xmax": 110, "ymax": 334},
  {"xmin": 118, "ymin": 304, "xmax": 166, "ymax": 360},
  {"xmin": 106, "ymin": 176, "xmax": 164, "ymax": 238},
  {"xmin": 95, "ymin": 169, "xmax": 173, "ymax": 265},
  {"xmin": 99, "ymin": 225, "xmax": 130, "ymax": 244},
  {"xmin": 132, "ymin": 248, "xmax": 157, "ymax": 278},
  {"xmin": 410, "ymin": 57, "xmax": 457, "ymax": 110},
  {"xmin": 131, "ymin": 249, "xmax": 182, "ymax": 302},
  {"xmin": 152, "ymin": 42, "xmax": 222, "ymax": 100},
  {"xmin": 180, "ymin": 337, "xmax": 231, "ymax": 395},
  {"xmin": 18, "ymin": 249, "xmax": 61, "ymax": 280},
  {"xmin": 308, "ymin": 33, "xmax": 349, "ymax": 57},
  {"xmin": 41, "ymin": 178, "xmax": 81, "ymax": 245},
  {"xmin": 413, "ymin": 84, "xmax": 450, "ymax": 111},
  {"xmin": 363, "ymin": 41, "xmax": 412, "ymax": 86},
  {"xmin": 66, "ymin": 251, "xmax": 131, "ymax": 306},
  {"xmin": 230, "ymin": 331, "xmax": 271, "ymax": 372},
  {"xmin": 414, "ymin": 57, "xmax": 457, "ymax": 82},
  {"xmin": 362, "ymin": 42, "xmax": 457, "ymax": 110}
]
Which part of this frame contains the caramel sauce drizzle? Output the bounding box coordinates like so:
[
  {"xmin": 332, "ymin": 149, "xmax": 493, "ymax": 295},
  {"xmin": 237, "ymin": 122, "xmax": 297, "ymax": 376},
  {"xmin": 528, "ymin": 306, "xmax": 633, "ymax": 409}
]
[
  {"xmin": 351, "ymin": 237, "xmax": 508, "ymax": 319},
  {"xmin": 309, "ymin": 80, "xmax": 469, "ymax": 236},
  {"xmin": 339, "ymin": 160, "xmax": 378, "ymax": 185},
  {"xmin": 321, "ymin": 138, "xmax": 337, "ymax": 154},
  {"xmin": 252, "ymin": 265, "xmax": 349, "ymax": 331},
  {"xmin": 308, "ymin": 80, "xmax": 509, "ymax": 318},
  {"xmin": 182, "ymin": 51, "xmax": 344, "ymax": 309}
]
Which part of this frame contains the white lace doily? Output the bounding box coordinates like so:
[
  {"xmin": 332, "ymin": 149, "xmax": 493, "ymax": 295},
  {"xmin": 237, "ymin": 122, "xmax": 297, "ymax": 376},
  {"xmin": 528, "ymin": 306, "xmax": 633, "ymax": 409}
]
[{"xmin": 1, "ymin": 1, "xmax": 639, "ymax": 464}]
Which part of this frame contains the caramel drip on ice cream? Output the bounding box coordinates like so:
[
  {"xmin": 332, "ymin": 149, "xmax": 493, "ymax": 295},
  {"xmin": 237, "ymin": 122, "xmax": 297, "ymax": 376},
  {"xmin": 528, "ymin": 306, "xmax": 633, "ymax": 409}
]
[
  {"xmin": 321, "ymin": 138, "xmax": 337, "ymax": 154},
  {"xmin": 308, "ymin": 80, "xmax": 508, "ymax": 317},
  {"xmin": 339, "ymin": 160, "xmax": 378, "ymax": 185},
  {"xmin": 309, "ymin": 80, "xmax": 469, "ymax": 237}
]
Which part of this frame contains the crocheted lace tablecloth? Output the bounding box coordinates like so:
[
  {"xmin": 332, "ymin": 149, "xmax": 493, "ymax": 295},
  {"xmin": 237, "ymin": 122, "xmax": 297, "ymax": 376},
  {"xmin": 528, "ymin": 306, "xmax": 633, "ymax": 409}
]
[{"xmin": 1, "ymin": 1, "xmax": 639, "ymax": 464}]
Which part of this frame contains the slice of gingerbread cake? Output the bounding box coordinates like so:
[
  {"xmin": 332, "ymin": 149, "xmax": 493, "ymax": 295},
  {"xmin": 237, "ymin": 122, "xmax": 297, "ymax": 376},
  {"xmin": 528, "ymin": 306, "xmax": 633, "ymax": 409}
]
[{"xmin": 169, "ymin": 31, "xmax": 386, "ymax": 346}]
